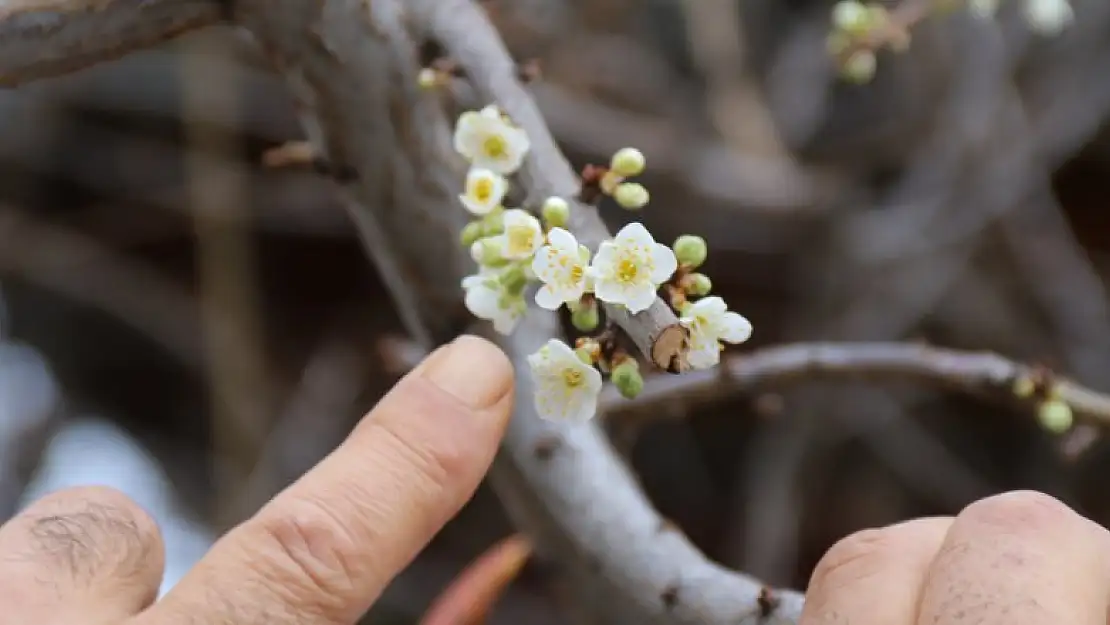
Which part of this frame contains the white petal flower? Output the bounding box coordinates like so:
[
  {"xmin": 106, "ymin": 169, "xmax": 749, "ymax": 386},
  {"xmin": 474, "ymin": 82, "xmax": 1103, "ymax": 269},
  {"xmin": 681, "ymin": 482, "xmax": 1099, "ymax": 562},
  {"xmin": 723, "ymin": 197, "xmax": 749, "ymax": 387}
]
[
  {"xmin": 680, "ymin": 296, "xmax": 753, "ymax": 370},
  {"xmin": 527, "ymin": 339, "xmax": 603, "ymax": 423},
  {"xmin": 494, "ymin": 209, "xmax": 544, "ymax": 261},
  {"xmin": 588, "ymin": 222, "xmax": 677, "ymax": 314},
  {"xmin": 1023, "ymin": 0, "xmax": 1073, "ymax": 34},
  {"xmin": 459, "ymin": 168, "xmax": 508, "ymax": 216},
  {"xmin": 453, "ymin": 105, "xmax": 531, "ymax": 175},
  {"xmin": 532, "ymin": 227, "xmax": 592, "ymax": 310},
  {"xmin": 461, "ymin": 273, "xmax": 526, "ymax": 335}
]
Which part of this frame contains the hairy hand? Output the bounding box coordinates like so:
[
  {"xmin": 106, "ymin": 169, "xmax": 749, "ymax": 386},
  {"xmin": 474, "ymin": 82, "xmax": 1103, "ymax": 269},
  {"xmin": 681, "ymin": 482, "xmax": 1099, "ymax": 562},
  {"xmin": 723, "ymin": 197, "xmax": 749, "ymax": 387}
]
[
  {"xmin": 801, "ymin": 490, "xmax": 1110, "ymax": 625},
  {"xmin": 0, "ymin": 335, "xmax": 514, "ymax": 625}
]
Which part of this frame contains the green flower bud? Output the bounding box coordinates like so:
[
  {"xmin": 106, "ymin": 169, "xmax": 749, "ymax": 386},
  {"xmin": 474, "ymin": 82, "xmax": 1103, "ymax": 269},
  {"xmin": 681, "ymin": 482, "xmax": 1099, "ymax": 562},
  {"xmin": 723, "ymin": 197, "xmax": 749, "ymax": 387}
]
[
  {"xmin": 610, "ymin": 147, "xmax": 646, "ymax": 178},
  {"xmin": 571, "ymin": 300, "xmax": 600, "ymax": 332},
  {"xmin": 481, "ymin": 208, "xmax": 505, "ymax": 236},
  {"xmin": 832, "ymin": 0, "xmax": 870, "ymax": 35},
  {"xmin": 542, "ymin": 196, "xmax": 571, "ymax": 228},
  {"xmin": 613, "ymin": 182, "xmax": 650, "ymax": 210},
  {"xmin": 470, "ymin": 238, "xmax": 503, "ymax": 265},
  {"xmin": 673, "ymin": 235, "xmax": 708, "ymax": 268},
  {"xmin": 841, "ymin": 50, "xmax": 877, "ymax": 84},
  {"xmin": 610, "ymin": 360, "xmax": 644, "ymax": 400},
  {"xmin": 1012, "ymin": 375, "xmax": 1035, "ymax": 399},
  {"xmin": 686, "ymin": 273, "xmax": 712, "ymax": 296},
  {"xmin": 1037, "ymin": 399, "xmax": 1073, "ymax": 434},
  {"xmin": 460, "ymin": 221, "xmax": 484, "ymax": 247}
]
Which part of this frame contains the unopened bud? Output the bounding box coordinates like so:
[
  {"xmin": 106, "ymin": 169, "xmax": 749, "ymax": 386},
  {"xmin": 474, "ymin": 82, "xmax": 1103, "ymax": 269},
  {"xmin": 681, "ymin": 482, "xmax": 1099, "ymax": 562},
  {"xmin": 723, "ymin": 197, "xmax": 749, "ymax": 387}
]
[
  {"xmin": 686, "ymin": 273, "xmax": 712, "ymax": 296},
  {"xmin": 542, "ymin": 196, "xmax": 570, "ymax": 228},
  {"xmin": 1012, "ymin": 375, "xmax": 1036, "ymax": 399},
  {"xmin": 498, "ymin": 265, "xmax": 528, "ymax": 294},
  {"xmin": 832, "ymin": 0, "xmax": 870, "ymax": 34},
  {"xmin": 1037, "ymin": 399, "xmax": 1073, "ymax": 434},
  {"xmin": 470, "ymin": 238, "xmax": 502, "ymax": 265},
  {"xmin": 571, "ymin": 300, "xmax": 600, "ymax": 332},
  {"xmin": 417, "ymin": 67, "xmax": 440, "ymax": 89},
  {"xmin": 575, "ymin": 347, "xmax": 596, "ymax": 365},
  {"xmin": 610, "ymin": 147, "xmax": 646, "ymax": 177},
  {"xmin": 842, "ymin": 50, "xmax": 877, "ymax": 84},
  {"xmin": 673, "ymin": 235, "xmax": 708, "ymax": 268},
  {"xmin": 610, "ymin": 359, "xmax": 644, "ymax": 399},
  {"xmin": 614, "ymin": 182, "xmax": 650, "ymax": 210}
]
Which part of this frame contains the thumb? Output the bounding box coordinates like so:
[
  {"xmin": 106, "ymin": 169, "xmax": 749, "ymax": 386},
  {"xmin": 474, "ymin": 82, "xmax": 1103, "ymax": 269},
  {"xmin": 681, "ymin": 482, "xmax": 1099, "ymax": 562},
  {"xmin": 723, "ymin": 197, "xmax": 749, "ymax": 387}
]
[{"xmin": 134, "ymin": 335, "xmax": 514, "ymax": 625}]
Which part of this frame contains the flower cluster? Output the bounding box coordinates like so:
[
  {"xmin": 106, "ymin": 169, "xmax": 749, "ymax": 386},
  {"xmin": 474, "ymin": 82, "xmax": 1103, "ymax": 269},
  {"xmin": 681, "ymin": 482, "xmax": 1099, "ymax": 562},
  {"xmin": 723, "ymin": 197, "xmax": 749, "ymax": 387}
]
[
  {"xmin": 827, "ymin": 0, "xmax": 1073, "ymax": 84},
  {"xmin": 450, "ymin": 102, "xmax": 753, "ymax": 423}
]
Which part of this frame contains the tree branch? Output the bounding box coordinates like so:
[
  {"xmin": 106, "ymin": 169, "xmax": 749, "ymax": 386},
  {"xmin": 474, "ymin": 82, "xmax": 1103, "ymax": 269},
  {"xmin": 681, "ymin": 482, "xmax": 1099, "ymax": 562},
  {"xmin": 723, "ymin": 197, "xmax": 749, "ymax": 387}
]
[
  {"xmin": 0, "ymin": 0, "xmax": 223, "ymax": 87},
  {"xmin": 408, "ymin": 0, "xmax": 691, "ymax": 373},
  {"xmin": 603, "ymin": 342, "xmax": 1110, "ymax": 427}
]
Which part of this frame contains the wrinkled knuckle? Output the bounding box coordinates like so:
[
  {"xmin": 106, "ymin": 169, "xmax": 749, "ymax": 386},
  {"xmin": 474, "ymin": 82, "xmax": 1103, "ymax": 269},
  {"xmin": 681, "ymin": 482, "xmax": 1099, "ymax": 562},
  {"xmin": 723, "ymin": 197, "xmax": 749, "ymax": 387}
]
[
  {"xmin": 809, "ymin": 527, "xmax": 901, "ymax": 594},
  {"xmin": 959, "ymin": 490, "xmax": 1076, "ymax": 533},
  {"xmin": 252, "ymin": 498, "xmax": 369, "ymax": 617},
  {"xmin": 26, "ymin": 485, "xmax": 162, "ymax": 581},
  {"xmin": 372, "ymin": 418, "xmax": 471, "ymax": 492}
]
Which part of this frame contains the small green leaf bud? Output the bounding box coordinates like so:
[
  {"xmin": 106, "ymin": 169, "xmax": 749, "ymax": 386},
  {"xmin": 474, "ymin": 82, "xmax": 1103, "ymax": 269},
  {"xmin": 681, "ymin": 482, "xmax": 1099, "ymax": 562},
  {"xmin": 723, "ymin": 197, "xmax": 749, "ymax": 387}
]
[
  {"xmin": 542, "ymin": 196, "xmax": 571, "ymax": 228},
  {"xmin": 460, "ymin": 221, "xmax": 484, "ymax": 247},
  {"xmin": 498, "ymin": 264, "xmax": 528, "ymax": 294},
  {"xmin": 610, "ymin": 359, "xmax": 644, "ymax": 400},
  {"xmin": 571, "ymin": 300, "xmax": 600, "ymax": 332},
  {"xmin": 673, "ymin": 235, "xmax": 708, "ymax": 268},
  {"xmin": 1037, "ymin": 399, "xmax": 1073, "ymax": 434},
  {"xmin": 610, "ymin": 147, "xmax": 646, "ymax": 177},
  {"xmin": 686, "ymin": 273, "xmax": 712, "ymax": 296},
  {"xmin": 613, "ymin": 182, "xmax": 649, "ymax": 210}
]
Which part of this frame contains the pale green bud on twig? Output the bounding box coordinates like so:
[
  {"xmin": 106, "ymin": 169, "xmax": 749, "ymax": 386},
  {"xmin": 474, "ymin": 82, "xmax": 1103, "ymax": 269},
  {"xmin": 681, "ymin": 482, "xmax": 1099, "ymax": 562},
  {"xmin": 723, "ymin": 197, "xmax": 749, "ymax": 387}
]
[
  {"xmin": 542, "ymin": 196, "xmax": 571, "ymax": 228},
  {"xmin": 614, "ymin": 182, "xmax": 649, "ymax": 210},
  {"xmin": 611, "ymin": 359, "xmax": 644, "ymax": 399},
  {"xmin": 610, "ymin": 147, "xmax": 646, "ymax": 178},
  {"xmin": 686, "ymin": 273, "xmax": 712, "ymax": 296},
  {"xmin": 1037, "ymin": 399, "xmax": 1073, "ymax": 434},
  {"xmin": 673, "ymin": 234, "xmax": 708, "ymax": 268}
]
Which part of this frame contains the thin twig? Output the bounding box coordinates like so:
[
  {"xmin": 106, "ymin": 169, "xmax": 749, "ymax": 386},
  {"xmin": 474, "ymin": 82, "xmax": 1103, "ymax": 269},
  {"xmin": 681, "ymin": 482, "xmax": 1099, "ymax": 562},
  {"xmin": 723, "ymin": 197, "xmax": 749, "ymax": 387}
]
[{"xmin": 603, "ymin": 341, "xmax": 1110, "ymax": 427}]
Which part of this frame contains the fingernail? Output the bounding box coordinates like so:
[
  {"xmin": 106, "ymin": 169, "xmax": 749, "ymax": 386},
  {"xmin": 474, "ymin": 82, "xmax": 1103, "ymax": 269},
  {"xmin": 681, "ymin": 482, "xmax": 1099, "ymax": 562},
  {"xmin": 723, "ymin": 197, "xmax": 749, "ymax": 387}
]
[{"xmin": 422, "ymin": 335, "xmax": 513, "ymax": 409}]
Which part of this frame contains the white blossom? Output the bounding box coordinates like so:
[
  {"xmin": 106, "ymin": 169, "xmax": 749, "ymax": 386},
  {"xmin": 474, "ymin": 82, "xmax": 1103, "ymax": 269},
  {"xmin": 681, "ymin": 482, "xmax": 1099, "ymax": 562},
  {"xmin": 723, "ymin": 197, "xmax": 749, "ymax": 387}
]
[
  {"xmin": 527, "ymin": 339, "xmax": 603, "ymax": 423},
  {"xmin": 532, "ymin": 227, "xmax": 591, "ymax": 310},
  {"xmin": 588, "ymin": 222, "xmax": 677, "ymax": 314},
  {"xmin": 494, "ymin": 209, "xmax": 544, "ymax": 261},
  {"xmin": 461, "ymin": 272, "xmax": 526, "ymax": 335},
  {"xmin": 1023, "ymin": 0, "xmax": 1072, "ymax": 34},
  {"xmin": 453, "ymin": 105, "xmax": 531, "ymax": 175},
  {"xmin": 459, "ymin": 168, "xmax": 508, "ymax": 216},
  {"xmin": 680, "ymin": 296, "xmax": 753, "ymax": 370}
]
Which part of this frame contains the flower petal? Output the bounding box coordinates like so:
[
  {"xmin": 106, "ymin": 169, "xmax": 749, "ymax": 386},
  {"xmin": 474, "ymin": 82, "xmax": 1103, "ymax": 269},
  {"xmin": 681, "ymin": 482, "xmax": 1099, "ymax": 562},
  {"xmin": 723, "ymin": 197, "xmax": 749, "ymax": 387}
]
[
  {"xmin": 534, "ymin": 285, "xmax": 563, "ymax": 310},
  {"xmin": 623, "ymin": 286, "xmax": 657, "ymax": 314},
  {"xmin": 546, "ymin": 227, "xmax": 578, "ymax": 253},
  {"xmin": 592, "ymin": 278, "xmax": 625, "ymax": 306},
  {"xmin": 687, "ymin": 341, "xmax": 721, "ymax": 370},
  {"xmin": 689, "ymin": 296, "xmax": 728, "ymax": 318},
  {"xmin": 614, "ymin": 222, "xmax": 654, "ymax": 247},
  {"xmin": 716, "ymin": 311, "xmax": 753, "ymax": 344},
  {"xmin": 648, "ymin": 243, "xmax": 678, "ymax": 284}
]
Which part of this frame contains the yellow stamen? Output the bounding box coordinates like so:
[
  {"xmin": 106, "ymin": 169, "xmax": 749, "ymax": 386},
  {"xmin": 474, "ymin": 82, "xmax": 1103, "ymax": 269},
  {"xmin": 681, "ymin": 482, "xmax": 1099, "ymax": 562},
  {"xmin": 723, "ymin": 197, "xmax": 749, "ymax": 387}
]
[
  {"xmin": 484, "ymin": 135, "xmax": 507, "ymax": 159},
  {"xmin": 617, "ymin": 259, "xmax": 638, "ymax": 283}
]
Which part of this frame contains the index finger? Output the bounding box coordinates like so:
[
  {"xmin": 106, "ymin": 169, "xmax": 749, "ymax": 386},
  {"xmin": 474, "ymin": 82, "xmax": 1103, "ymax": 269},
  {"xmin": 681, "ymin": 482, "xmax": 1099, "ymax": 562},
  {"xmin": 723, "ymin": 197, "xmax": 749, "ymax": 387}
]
[{"xmin": 133, "ymin": 335, "xmax": 514, "ymax": 625}]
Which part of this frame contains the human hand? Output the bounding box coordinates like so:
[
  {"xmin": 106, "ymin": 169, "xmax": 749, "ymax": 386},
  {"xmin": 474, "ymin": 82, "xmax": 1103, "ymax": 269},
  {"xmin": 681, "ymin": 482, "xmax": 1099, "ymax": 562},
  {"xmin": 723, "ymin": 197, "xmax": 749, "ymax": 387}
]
[
  {"xmin": 801, "ymin": 490, "xmax": 1110, "ymax": 624},
  {"xmin": 0, "ymin": 335, "xmax": 514, "ymax": 625}
]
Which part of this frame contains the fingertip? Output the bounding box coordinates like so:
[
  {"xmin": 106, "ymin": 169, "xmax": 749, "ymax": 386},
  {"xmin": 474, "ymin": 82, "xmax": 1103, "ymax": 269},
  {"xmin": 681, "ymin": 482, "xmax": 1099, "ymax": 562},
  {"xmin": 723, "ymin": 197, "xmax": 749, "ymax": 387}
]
[{"xmin": 417, "ymin": 334, "xmax": 514, "ymax": 411}]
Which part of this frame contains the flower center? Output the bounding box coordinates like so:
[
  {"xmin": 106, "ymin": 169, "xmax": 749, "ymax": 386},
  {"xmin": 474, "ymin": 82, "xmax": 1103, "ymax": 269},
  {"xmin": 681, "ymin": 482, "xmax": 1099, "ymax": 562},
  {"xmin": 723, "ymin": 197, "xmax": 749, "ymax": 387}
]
[
  {"xmin": 569, "ymin": 265, "xmax": 584, "ymax": 283},
  {"xmin": 616, "ymin": 258, "xmax": 639, "ymax": 283},
  {"xmin": 483, "ymin": 135, "xmax": 507, "ymax": 159},
  {"xmin": 507, "ymin": 225, "xmax": 534, "ymax": 254},
  {"xmin": 562, "ymin": 367, "xmax": 584, "ymax": 388},
  {"xmin": 474, "ymin": 178, "xmax": 493, "ymax": 202}
]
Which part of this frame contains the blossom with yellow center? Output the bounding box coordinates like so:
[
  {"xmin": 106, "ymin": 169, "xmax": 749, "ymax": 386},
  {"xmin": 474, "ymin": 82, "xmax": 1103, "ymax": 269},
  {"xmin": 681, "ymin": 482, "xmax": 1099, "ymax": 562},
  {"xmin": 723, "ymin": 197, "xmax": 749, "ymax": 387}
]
[
  {"xmin": 527, "ymin": 338, "xmax": 603, "ymax": 423},
  {"xmin": 494, "ymin": 209, "xmax": 544, "ymax": 261},
  {"xmin": 531, "ymin": 227, "xmax": 592, "ymax": 310},
  {"xmin": 453, "ymin": 105, "xmax": 531, "ymax": 175},
  {"xmin": 461, "ymin": 269, "xmax": 526, "ymax": 335},
  {"xmin": 459, "ymin": 167, "xmax": 508, "ymax": 216},
  {"xmin": 680, "ymin": 296, "xmax": 753, "ymax": 369},
  {"xmin": 588, "ymin": 222, "xmax": 677, "ymax": 313}
]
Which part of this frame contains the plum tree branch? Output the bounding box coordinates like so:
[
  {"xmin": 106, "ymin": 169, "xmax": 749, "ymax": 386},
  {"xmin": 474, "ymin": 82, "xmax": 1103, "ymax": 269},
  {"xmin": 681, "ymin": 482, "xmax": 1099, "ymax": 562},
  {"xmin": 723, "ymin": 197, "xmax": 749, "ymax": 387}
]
[{"xmin": 0, "ymin": 0, "xmax": 223, "ymax": 86}]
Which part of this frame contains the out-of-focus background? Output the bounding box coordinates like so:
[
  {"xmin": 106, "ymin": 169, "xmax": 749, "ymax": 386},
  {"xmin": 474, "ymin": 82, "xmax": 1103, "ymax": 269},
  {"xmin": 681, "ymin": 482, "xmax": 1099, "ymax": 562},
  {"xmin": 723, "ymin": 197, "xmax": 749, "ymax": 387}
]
[{"xmin": 3, "ymin": 0, "xmax": 1110, "ymax": 622}]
